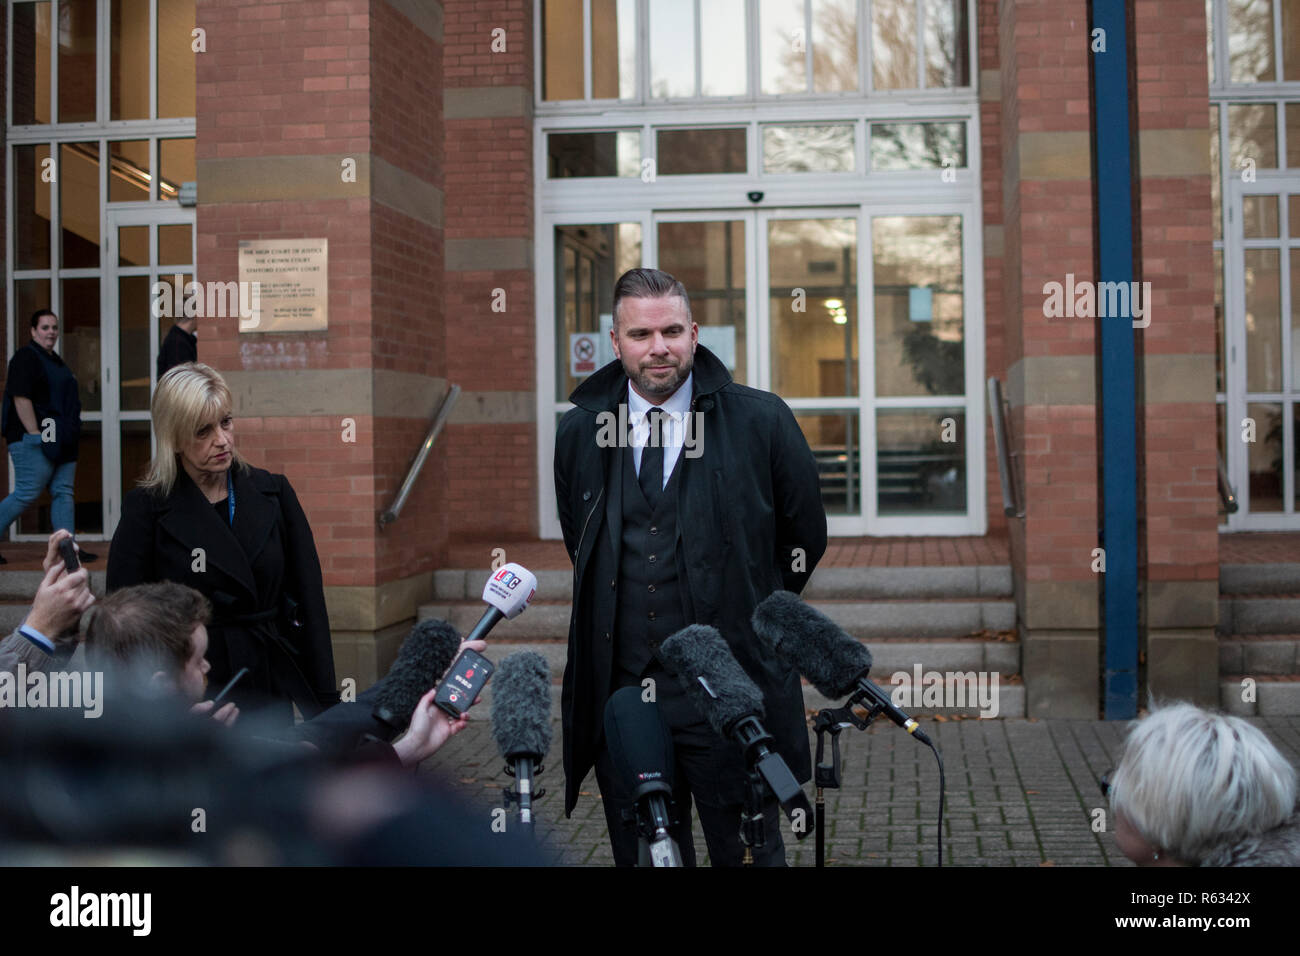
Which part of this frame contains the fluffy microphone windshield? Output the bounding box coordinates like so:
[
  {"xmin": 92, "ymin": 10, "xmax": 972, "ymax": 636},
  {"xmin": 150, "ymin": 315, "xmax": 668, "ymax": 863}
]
[
  {"xmin": 491, "ymin": 652, "xmax": 553, "ymax": 760},
  {"xmin": 372, "ymin": 618, "xmax": 463, "ymax": 732},
  {"xmin": 751, "ymin": 590, "xmax": 873, "ymax": 699},
  {"xmin": 658, "ymin": 624, "xmax": 764, "ymax": 736}
]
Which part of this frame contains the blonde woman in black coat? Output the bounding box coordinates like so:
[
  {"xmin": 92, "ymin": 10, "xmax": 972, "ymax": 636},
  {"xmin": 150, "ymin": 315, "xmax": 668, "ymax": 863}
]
[{"xmin": 107, "ymin": 363, "xmax": 338, "ymax": 723}]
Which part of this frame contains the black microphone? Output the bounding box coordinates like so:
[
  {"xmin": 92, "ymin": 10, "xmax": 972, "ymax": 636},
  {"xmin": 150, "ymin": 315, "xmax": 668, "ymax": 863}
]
[
  {"xmin": 657, "ymin": 625, "xmax": 813, "ymax": 831},
  {"xmin": 490, "ymin": 652, "xmax": 553, "ymax": 831},
  {"xmin": 752, "ymin": 590, "xmax": 932, "ymax": 746},
  {"xmin": 603, "ymin": 686, "xmax": 682, "ymax": 867}
]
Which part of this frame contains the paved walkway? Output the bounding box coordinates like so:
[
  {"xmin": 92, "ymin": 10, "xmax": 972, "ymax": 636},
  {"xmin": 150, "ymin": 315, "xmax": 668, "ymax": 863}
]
[{"xmin": 425, "ymin": 713, "xmax": 1300, "ymax": 866}]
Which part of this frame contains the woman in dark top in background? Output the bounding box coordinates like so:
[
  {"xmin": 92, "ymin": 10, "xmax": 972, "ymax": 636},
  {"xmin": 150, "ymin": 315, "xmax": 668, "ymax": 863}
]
[{"xmin": 107, "ymin": 363, "xmax": 338, "ymax": 723}]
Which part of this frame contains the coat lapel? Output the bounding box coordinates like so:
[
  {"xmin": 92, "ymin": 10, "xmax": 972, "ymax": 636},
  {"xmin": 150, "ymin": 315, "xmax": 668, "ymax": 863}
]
[
  {"xmin": 157, "ymin": 468, "xmax": 259, "ymax": 602},
  {"xmin": 229, "ymin": 466, "xmax": 277, "ymax": 572}
]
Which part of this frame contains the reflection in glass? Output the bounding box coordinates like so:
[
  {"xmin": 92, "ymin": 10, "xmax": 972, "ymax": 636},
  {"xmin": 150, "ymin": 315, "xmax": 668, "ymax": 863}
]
[
  {"xmin": 872, "ymin": 0, "xmax": 917, "ymax": 89},
  {"xmin": 543, "ymin": 0, "xmax": 584, "ymax": 100},
  {"xmin": 1210, "ymin": 105, "xmax": 1221, "ymax": 239},
  {"xmin": 15, "ymin": 145, "xmax": 53, "ymax": 271},
  {"xmin": 796, "ymin": 412, "xmax": 860, "ymax": 515},
  {"xmin": 60, "ymin": 143, "xmax": 100, "ymax": 269},
  {"xmin": 548, "ymin": 131, "xmax": 641, "ymax": 178},
  {"xmin": 159, "ymin": 139, "xmax": 195, "ymax": 200},
  {"xmin": 1228, "ymin": 0, "xmax": 1276, "ymax": 83},
  {"xmin": 111, "ymin": 0, "xmax": 150, "ymax": 120},
  {"xmin": 157, "ymin": 0, "xmax": 196, "ymax": 117},
  {"xmin": 122, "ymin": 420, "xmax": 152, "ymax": 496},
  {"xmin": 657, "ymin": 129, "xmax": 747, "ymax": 174},
  {"xmin": 871, "ymin": 122, "xmax": 966, "ymax": 170},
  {"xmin": 924, "ymin": 0, "xmax": 969, "ymax": 87},
  {"xmin": 118, "ymin": 225, "xmax": 148, "ymax": 266},
  {"xmin": 658, "ymin": 221, "xmax": 747, "ymax": 383},
  {"xmin": 61, "ymin": 277, "xmax": 101, "ymax": 413},
  {"xmin": 592, "ymin": 0, "xmax": 637, "ymax": 98},
  {"xmin": 119, "ymin": 277, "xmax": 152, "ymax": 411},
  {"xmin": 877, "ymin": 409, "xmax": 966, "ymax": 515},
  {"xmin": 58, "ymin": 0, "xmax": 97, "ymax": 123},
  {"xmin": 1245, "ymin": 248, "xmax": 1281, "ymax": 392},
  {"xmin": 1247, "ymin": 402, "xmax": 1283, "ymax": 511},
  {"xmin": 760, "ymin": 0, "xmax": 807, "ymax": 94},
  {"xmin": 555, "ymin": 223, "xmax": 642, "ymax": 400},
  {"xmin": 1228, "ymin": 103, "xmax": 1277, "ymax": 169},
  {"xmin": 769, "ymin": 219, "xmax": 857, "ymax": 397},
  {"xmin": 812, "ymin": 0, "xmax": 858, "ymax": 92},
  {"xmin": 874, "ymin": 217, "xmax": 964, "ymax": 398},
  {"xmin": 109, "ymin": 140, "xmax": 151, "ymax": 202},
  {"xmin": 1242, "ymin": 195, "xmax": 1280, "ymax": 237},
  {"xmin": 763, "ymin": 125, "xmax": 854, "ymax": 173},
  {"xmin": 701, "ymin": 0, "xmax": 747, "ymax": 96},
  {"xmin": 651, "ymin": 0, "xmax": 696, "ymax": 98},
  {"xmin": 12, "ymin": 2, "xmax": 52, "ymax": 124},
  {"xmin": 159, "ymin": 224, "xmax": 193, "ymax": 266}
]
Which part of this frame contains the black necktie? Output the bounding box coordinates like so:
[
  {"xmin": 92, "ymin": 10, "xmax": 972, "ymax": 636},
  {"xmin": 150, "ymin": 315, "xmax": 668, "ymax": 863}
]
[{"xmin": 639, "ymin": 409, "xmax": 664, "ymax": 506}]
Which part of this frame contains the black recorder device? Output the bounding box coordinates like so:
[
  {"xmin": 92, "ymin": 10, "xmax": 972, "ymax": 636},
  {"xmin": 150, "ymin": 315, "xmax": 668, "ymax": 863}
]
[{"xmin": 434, "ymin": 648, "xmax": 494, "ymax": 718}]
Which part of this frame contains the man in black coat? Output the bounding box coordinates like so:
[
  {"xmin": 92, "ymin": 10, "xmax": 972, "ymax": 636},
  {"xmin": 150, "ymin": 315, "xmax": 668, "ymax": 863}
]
[
  {"xmin": 554, "ymin": 268, "xmax": 827, "ymax": 865},
  {"xmin": 157, "ymin": 315, "xmax": 197, "ymax": 380}
]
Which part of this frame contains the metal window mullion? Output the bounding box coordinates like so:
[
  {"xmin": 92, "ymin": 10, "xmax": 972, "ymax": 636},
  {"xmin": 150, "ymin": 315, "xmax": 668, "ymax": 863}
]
[
  {"xmin": 694, "ymin": 0, "xmax": 703, "ymax": 97},
  {"xmin": 747, "ymin": 0, "xmax": 760, "ymax": 97},
  {"xmin": 1273, "ymin": 0, "xmax": 1284, "ymax": 84},
  {"xmin": 915, "ymin": 0, "xmax": 924, "ymax": 90},
  {"xmin": 583, "ymin": 0, "xmax": 593, "ymax": 100},
  {"xmin": 50, "ymin": 0, "xmax": 59, "ymax": 124},
  {"xmin": 150, "ymin": 0, "xmax": 158, "ymax": 120},
  {"xmin": 805, "ymin": 0, "xmax": 814, "ymax": 93},
  {"xmin": 97, "ymin": 0, "xmax": 107, "ymax": 126},
  {"xmin": 861, "ymin": 0, "xmax": 871, "ymax": 94}
]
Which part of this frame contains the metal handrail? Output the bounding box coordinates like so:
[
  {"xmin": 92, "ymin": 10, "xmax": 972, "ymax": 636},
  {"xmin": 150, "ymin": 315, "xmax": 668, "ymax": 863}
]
[
  {"xmin": 987, "ymin": 377, "xmax": 1024, "ymax": 518},
  {"xmin": 1217, "ymin": 454, "xmax": 1239, "ymax": 514},
  {"xmin": 378, "ymin": 384, "xmax": 461, "ymax": 529}
]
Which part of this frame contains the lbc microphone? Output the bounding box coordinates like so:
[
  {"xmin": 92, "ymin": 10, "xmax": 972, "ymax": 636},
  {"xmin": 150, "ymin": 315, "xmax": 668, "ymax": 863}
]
[
  {"xmin": 657, "ymin": 625, "xmax": 813, "ymax": 832},
  {"xmin": 465, "ymin": 563, "xmax": 538, "ymax": 643},
  {"xmin": 490, "ymin": 652, "xmax": 553, "ymax": 831},
  {"xmin": 751, "ymin": 590, "xmax": 932, "ymax": 746},
  {"xmin": 603, "ymin": 687, "xmax": 682, "ymax": 867}
]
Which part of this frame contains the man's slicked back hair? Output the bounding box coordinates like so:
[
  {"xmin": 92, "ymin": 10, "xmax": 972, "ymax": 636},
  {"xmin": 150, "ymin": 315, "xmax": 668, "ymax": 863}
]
[{"xmin": 612, "ymin": 268, "xmax": 690, "ymax": 329}]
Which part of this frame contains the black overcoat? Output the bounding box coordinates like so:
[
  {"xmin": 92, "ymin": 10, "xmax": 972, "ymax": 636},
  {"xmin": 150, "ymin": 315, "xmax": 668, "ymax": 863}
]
[
  {"xmin": 554, "ymin": 345, "xmax": 828, "ymax": 814},
  {"xmin": 106, "ymin": 464, "xmax": 339, "ymax": 718}
]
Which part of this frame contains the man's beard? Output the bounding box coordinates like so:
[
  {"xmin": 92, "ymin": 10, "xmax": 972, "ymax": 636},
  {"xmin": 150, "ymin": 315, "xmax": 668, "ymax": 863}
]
[{"xmin": 623, "ymin": 353, "xmax": 693, "ymax": 399}]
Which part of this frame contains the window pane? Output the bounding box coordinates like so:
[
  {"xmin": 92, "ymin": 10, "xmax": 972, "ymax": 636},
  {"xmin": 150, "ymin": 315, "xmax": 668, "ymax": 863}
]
[
  {"xmin": 760, "ymin": 0, "xmax": 807, "ymax": 94},
  {"xmin": 763, "ymin": 124, "xmax": 855, "ymax": 173},
  {"xmin": 592, "ymin": 0, "xmax": 636, "ymax": 99},
  {"xmin": 157, "ymin": 0, "xmax": 196, "ymax": 117},
  {"xmin": 20, "ymin": 422, "xmax": 101, "ymax": 535},
  {"xmin": 111, "ymin": 0, "xmax": 150, "ymax": 119},
  {"xmin": 159, "ymin": 224, "xmax": 193, "ymax": 266},
  {"xmin": 109, "ymin": 139, "xmax": 151, "ymax": 202},
  {"xmin": 1246, "ymin": 402, "xmax": 1283, "ymax": 511},
  {"xmin": 1228, "ymin": 0, "xmax": 1275, "ymax": 82},
  {"xmin": 1228, "ymin": 103, "xmax": 1277, "ymax": 169},
  {"xmin": 118, "ymin": 225, "xmax": 147, "ymax": 266},
  {"xmin": 1291, "ymin": 195, "xmax": 1300, "ymax": 236},
  {"xmin": 159, "ymin": 138, "xmax": 195, "ymax": 200},
  {"xmin": 60, "ymin": 143, "xmax": 100, "ymax": 269},
  {"xmin": 924, "ymin": 0, "xmax": 969, "ymax": 87},
  {"xmin": 813, "ymin": 0, "xmax": 857, "ymax": 92},
  {"xmin": 1214, "ymin": 248, "xmax": 1225, "ymax": 392},
  {"xmin": 878, "ymin": 408, "xmax": 967, "ymax": 515},
  {"xmin": 1210, "ymin": 104, "xmax": 1222, "ymax": 239},
  {"xmin": 651, "ymin": 0, "xmax": 696, "ymax": 97},
  {"xmin": 122, "ymin": 420, "xmax": 152, "ymax": 496},
  {"xmin": 15, "ymin": 280, "xmax": 53, "ymax": 339},
  {"xmin": 12, "ymin": 1, "xmax": 52, "ymax": 124},
  {"xmin": 1288, "ymin": 104, "xmax": 1300, "ymax": 168},
  {"xmin": 1244, "ymin": 248, "xmax": 1281, "ymax": 392},
  {"xmin": 555, "ymin": 223, "xmax": 641, "ymax": 400},
  {"xmin": 542, "ymin": 0, "xmax": 584, "ymax": 100},
  {"xmin": 798, "ymin": 412, "xmax": 861, "ymax": 515},
  {"xmin": 119, "ymin": 276, "xmax": 152, "ymax": 411},
  {"xmin": 874, "ymin": 216, "xmax": 965, "ymax": 398},
  {"xmin": 658, "ymin": 220, "xmax": 747, "ymax": 383},
  {"xmin": 1292, "ymin": 249, "xmax": 1300, "ymax": 388},
  {"xmin": 871, "ymin": 122, "xmax": 966, "ymax": 170},
  {"xmin": 873, "ymin": 0, "xmax": 918, "ymax": 90},
  {"xmin": 702, "ymin": 0, "xmax": 748, "ymax": 96},
  {"xmin": 58, "ymin": 0, "xmax": 97, "ymax": 123},
  {"xmin": 1285, "ymin": 0, "xmax": 1300, "ymax": 79},
  {"xmin": 15, "ymin": 145, "xmax": 53, "ymax": 271},
  {"xmin": 1242, "ymin": 195, "xmax": 1280, "ymax": 237},
  {"xmin": 657, "ymin": 128, "xmax": 747, "ymax": 174},
  {"xmin": 61, "ymin": 277, "xmax": 101, "ymax": 414},
  {"xmin": 547, "ymin": 131, "xmax": 641, "ymax": 177},
  {"xmin": 769, "ymin": 218, "xmax": 857, "ymax": 397}
]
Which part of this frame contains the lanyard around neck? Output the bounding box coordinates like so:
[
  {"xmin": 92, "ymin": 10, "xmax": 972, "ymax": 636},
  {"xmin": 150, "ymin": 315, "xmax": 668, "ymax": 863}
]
[{"xmin": 226, "ymin": 469, "xmax": 236, "ymax": 527}]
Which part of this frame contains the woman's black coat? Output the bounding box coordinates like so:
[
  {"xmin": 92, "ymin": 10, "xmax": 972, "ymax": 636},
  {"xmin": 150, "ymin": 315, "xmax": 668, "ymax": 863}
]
[{"xmin": 106, "ymin": 464, "xmax": 338, "ymax": 718}]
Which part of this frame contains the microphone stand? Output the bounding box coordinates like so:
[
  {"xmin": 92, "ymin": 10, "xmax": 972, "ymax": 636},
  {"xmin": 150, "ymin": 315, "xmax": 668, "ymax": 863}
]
[
  {"xmin": 738, "ymin": 769, "xmax": 767, "ymax": 866},
  {"xmin": 502, "ymin": 757, "xmax": 545, "ymax": 833},
  {"xmin": 812, "ymin": 694, "xmax": 886, "ymax": 868}
]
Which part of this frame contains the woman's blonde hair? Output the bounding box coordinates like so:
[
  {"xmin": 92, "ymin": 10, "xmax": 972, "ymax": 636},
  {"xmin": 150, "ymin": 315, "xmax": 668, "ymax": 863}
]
[{"xmin": 141, "ymin": 363, "xmax": 247, "ymax": 496}]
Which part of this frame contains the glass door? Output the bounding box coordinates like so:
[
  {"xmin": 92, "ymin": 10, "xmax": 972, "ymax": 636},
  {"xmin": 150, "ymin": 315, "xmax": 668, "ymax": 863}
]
[{"xmin": 1225, "ymin": 181, "xmax": 1300, "ymax": 528}]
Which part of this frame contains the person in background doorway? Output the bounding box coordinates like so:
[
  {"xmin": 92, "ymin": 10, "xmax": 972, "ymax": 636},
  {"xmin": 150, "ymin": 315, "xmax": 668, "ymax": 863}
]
[{"xmin": 158, "ymin": 314, "xmax": 198, "ymax": 380}]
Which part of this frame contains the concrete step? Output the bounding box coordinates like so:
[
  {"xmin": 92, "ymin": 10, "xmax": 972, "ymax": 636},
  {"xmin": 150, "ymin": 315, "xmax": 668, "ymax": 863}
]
[
  {"xmin": 1220, "ymin": 676, "xmax": 1300, "ymax": 716},
  {"xmin": 0, "ymin": 569, "xmax": 108, "ymax": 600},
  {"xmin": 1220, "ymin": 563, "xmax": 1300, "ymax": 595},
  {"xmin": 1218, "ymin": 595, "xmax": 1300, "ymax": 635},
  {"xmin": 418, "ymin": 598, "xmax": 1017, "ymax": 640},
  {"xmin": 1219, "ymin": 635, "xmax": 1300, "ymax": 675},
  {"xmin": 433, "ymin": 565, "xmax": 1014, "ymax": 603}
]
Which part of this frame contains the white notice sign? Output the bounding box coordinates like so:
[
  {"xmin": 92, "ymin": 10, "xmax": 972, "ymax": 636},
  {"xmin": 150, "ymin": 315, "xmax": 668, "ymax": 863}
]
[{"xmin": 238, "ymin": 238, "xmax": 328, "ymax": 332}]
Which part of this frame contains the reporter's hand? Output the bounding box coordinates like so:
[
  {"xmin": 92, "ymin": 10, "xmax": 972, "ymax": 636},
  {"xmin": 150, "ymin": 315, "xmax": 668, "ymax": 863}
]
[
  {"xmin": 392, "ymin": 686, "xmax": 469, "ymax": 767},
  {"xmin": 26, "ymin": 562, "xmax": 94, "ymax": 639},
  {"xmin": 41, "ymin": 530, "xmax": 74, "ymax": 575},
  {"xmin": 190, "ymin": 699, "xmax": 239, "ymax": 727}
]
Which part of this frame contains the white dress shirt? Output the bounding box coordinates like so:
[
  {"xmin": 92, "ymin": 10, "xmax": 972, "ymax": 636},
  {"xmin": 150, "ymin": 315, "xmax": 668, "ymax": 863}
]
[{"xmin": 627, "ymin": 373, "xmax": 694, "ymax": 489}]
